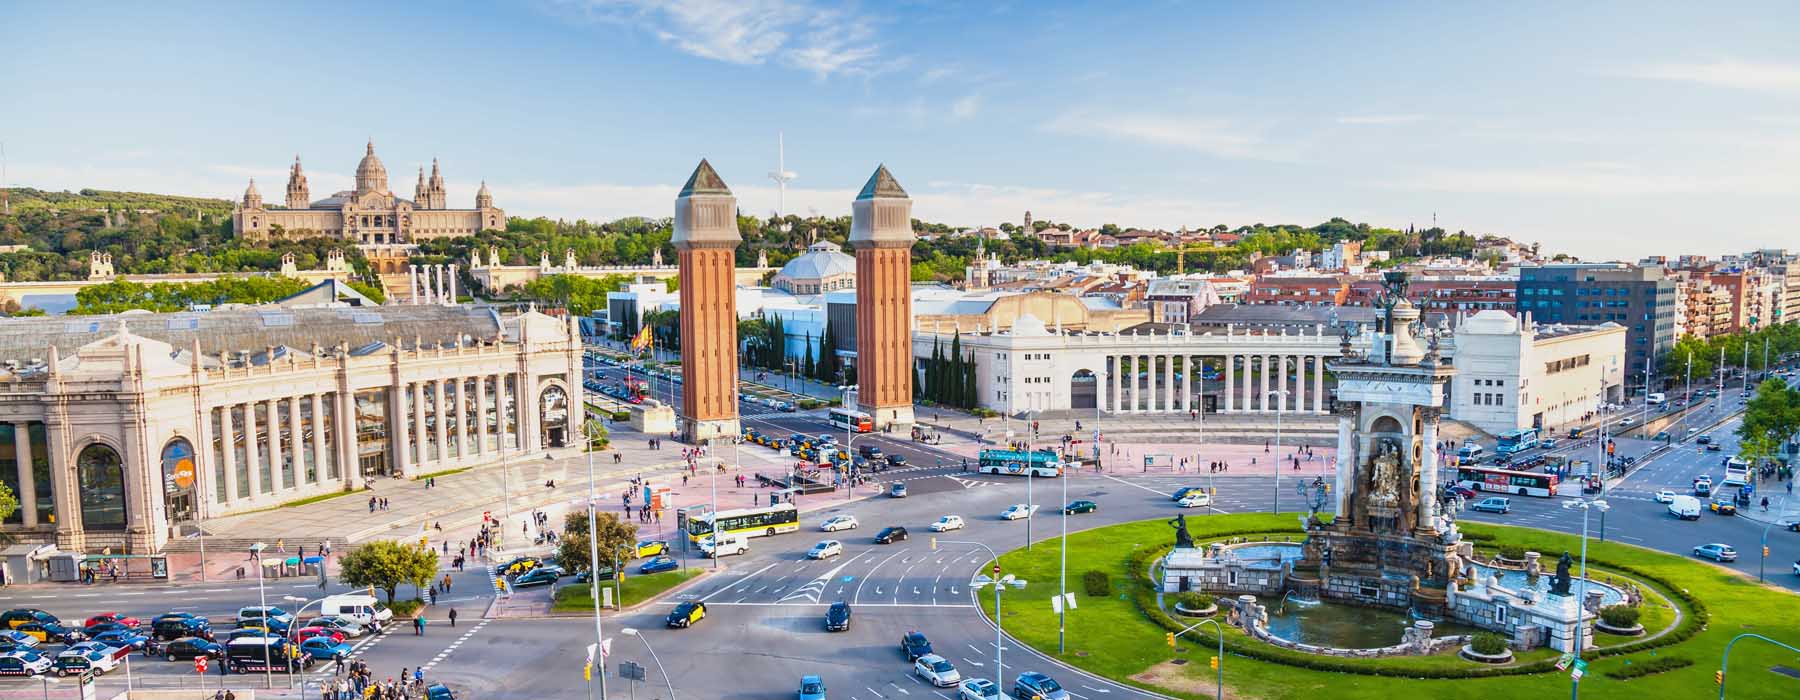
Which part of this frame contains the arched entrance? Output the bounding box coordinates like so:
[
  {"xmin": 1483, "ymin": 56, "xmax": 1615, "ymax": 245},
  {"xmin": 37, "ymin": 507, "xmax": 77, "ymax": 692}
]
[
  {"xmin": 540, "ymin": 385, "xmax": 569, "ymax": 448},
  {"xmin": 77, "ymin": 444, "xmax": 126, "ymax": 531},
  {"xmin": 1070, "ymin": 369, "xmax": 1098, "ymax": 410},
  {"xmin": 161, "ymin": 438, "xmax": 197, "ymax": 527}
]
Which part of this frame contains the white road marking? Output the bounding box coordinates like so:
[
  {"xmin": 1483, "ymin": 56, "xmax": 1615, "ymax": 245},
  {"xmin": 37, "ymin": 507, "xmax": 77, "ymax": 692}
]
[{"xmin": 700, "ymin": 562, "xmax": 777, "ymax": 602}]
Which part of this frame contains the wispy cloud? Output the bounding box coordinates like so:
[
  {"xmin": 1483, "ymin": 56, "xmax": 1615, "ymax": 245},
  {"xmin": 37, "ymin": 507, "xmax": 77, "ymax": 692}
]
[
  {"xmin": 557, "ymin": 0, "xmax": 887, "ymax": 78},
  {"xmin": 918, "ymin": 67, "xmax": 956, "ymax": 85},
  {"xmin": 1377, "ymin": 162, "xmax": 1797, "ymax": 197},
  {"xmin": 1620, "ymin": 58, "xmax": 1800, "ymax": 94},
  {"xmin": 949, "ymin": 94, "xmax": 981, "ymax": 120},
  {"xmin": 1335, "ymin": 114, "xmax": 1427, "ymax": 125},
  {"xmin": 1042, "ymin": 111, "xmax": 1298, "ymax": 162}
]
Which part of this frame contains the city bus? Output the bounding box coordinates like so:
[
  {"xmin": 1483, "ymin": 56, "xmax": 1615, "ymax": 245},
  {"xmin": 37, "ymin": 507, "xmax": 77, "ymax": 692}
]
[
  {"xmin": 1722, "ymin": 457, "xmax": 1752, "ymax": 487},
  {"xmin": 827, "ymin": 408, "xmax": 874, "ymax": 433},
  {"xmin": 976, "ymin": 448, "xmax": 1063, "ymax": 477},
  {"xmin": 684, "ymin": 503, "xmax": 800, "ymax": 544},
  {"xmin": 1455, "ymin": 466, "xmax": 1559, "ymax": 498},
  {"xmin": 1495, "ymin": 428, "xmax": 1540, "ymax": 456}
]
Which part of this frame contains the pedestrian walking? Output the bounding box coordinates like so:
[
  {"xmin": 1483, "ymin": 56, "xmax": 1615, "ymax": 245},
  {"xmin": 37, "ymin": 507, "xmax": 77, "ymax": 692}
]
[{"xmin": 448, "ymin": 608, "xmax": 458, "ymax": 627}]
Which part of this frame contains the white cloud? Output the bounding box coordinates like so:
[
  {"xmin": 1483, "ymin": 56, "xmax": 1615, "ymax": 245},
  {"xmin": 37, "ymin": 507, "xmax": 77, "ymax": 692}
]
[
  {"xmin": 1042, "ymin": 111, "xmax": 1297, "ymax": 162},
  {"xmin": 1622, "ymin": 58, "xmax": 1800, "ymax": 93},
  {"xmin": 1335, "ymin": 114, "xmax": 1427, "ymax": 125},
  {"xmin": 918, "ymin": 67, "xmax": 956, "ymax": 85},
  {"xmin": 949, "ymin": 94, "xmax": 981, "ymax": 120},
  {"xmin": 1377, "ymin": 163, "xmax": 1797, "ymax": 197},
  {"xmin": 559, "ymin": 0, "xmax": 886, "ymax": 78}
]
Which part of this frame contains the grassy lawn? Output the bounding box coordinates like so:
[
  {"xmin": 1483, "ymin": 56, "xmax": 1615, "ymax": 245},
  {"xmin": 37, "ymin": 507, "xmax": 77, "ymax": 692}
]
[
  {"xmin": 978, "ymin": 513, "xmax": 1799, "ymax": 700},
  {"xmin": 552, "ymin": 568, "xmax": 702, "ymax": 612},
  {"xmin": 277, "ymin": 488, "xmax": 360, "ymax": 509},
  {"xmin": 413, "ymin": 467, "xmax": 471, "ymax": 481}
]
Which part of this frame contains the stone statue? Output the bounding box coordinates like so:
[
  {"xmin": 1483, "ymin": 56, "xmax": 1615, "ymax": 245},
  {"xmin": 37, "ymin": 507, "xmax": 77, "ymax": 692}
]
[
  {"xmin": 1168, "ymin": 513, "xmax": 1196, "ymax": 550},
  {"xmin": 1550, "ymin": 551, "xmax": 1574, "ymax": 596}
]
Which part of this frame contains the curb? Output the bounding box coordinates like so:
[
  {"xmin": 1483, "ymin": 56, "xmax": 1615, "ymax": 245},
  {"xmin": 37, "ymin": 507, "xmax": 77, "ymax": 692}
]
[{"xmin": 510, "ymin": 566, "xmax": 718, "ymax": 619}]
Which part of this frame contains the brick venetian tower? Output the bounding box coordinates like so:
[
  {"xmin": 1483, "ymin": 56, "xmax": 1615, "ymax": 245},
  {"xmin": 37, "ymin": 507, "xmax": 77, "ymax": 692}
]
[
  {"xmin": 672, "ymin": 160, "xmax": 742, "ymax": 443},
  {"xmin": 849, "ymin": 165, "xmax": 916, "ymax": 431}
]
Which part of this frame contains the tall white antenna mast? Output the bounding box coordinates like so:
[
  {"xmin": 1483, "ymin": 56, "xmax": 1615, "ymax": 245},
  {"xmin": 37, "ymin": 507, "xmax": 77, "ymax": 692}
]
[
  {"xmin": 1, "ymin": 141, "xmax": 9, "ymax": 216},
  {"xmin": 767, "ymin": 132, "xmax": 797, "ymax": 219}
]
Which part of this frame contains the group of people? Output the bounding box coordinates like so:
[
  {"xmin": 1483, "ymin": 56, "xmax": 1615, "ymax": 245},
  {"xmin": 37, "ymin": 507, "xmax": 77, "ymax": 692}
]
[
  {"xmin": 324, "ymin": 658, "xmax": 425, "ymax": 699},
  {"xmin": 368, "ymin": 496, "xmax": 392, "ymax": 513}
]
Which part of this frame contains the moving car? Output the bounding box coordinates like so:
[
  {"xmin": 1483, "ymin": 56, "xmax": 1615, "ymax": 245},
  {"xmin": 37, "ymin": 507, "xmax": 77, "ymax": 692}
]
[
  {"xmin": 1000, "ymin": 504, "xmax": 1038, "ymax": 520},
  {"xmin": 698, "ymin": 532, "xmax": 749, "ymax": 558},
  {"xmin": 630, "ymin": 540, "xmax": 669, "ymax": 558},
  {"xmin": 0, "ymin": 650, "xmax": 51, "ymax": 676},
  {"xmin": 1653, "ymin": 490, "xmax": 1677, "ymax": 504},
  {"xmin": 1469, "ymin": 497, "xmax": 1511, "ymax": 514},
  {"xmin": 1013, "ymin": 672, "xmax": 1071, "ymax": 700},
  {"xmin": 1706, "ymin": 443, "xmax": 1723, "ymax": 452},
  {"xmin": 900, "ymin": 631, "xmax": 933, "ymax": 661},
  {"xmin": 808, "ymin": 540, "xmax": 844, "ymax": 560},
  {"xmin": 151, "ymin": 614, "xmax": 211, "ymax": 641},
  {"xmin": 914, "ymin": 654, "xmax": 962, "ymax": 687},
  {"xmin": 89, "ymin": 630, "xmax": 149, "ymax": 651},
  {"xmin": 1793, "ymin": 560, "xmax": 1800, "ymax": 576},
  {"xmin": 1177, "ymin": 492, "xmax": 1212, "ymax": 508},
  {"xmin": 512, "ymin": 567, "xmax": 563, "ymax": 588},
  {"xmin": 825, "ymin": 601, "xmax": 852, "ymax": 632},
  {"xmin": 886, "ymin": 454, "xmax": 908, "ymax": 467},
  {"xmin": 235, "ymin": 606, "xmax": 293, "ymax": 633},
  {"xmin": 426, "ymin": 684, "xmax": 456, "ymax": 700},
  {"xmin": 0, "ymin": 610, "xmax": 57, "ymax": 630},
  {"xmin": 1710, "ymin": 498, "xmax": 1737, "ymax": 515},
  {"xmin": 1696, "ymin": 434, "xmax": 1712, "ymax": 444},
  {"xmin": 958, "ymin": 678, "xmax": 1002, "ymax": 700},
  {"xmin": 1443, "ymin": 485, "xmax": 1477, "ymax": 500},
  {"xmin": 1693, "ymin": 543, "xmax": 1737, "ymax": 562},
  {"xmin": 874, "ymin": 526, "xmax": 909, "ymax": 544},
  {"xmin": 0, "ymin": 630, "xmax": 40, "ymax": 651},
  {"xmin": 83, "ymin": 613, "xmax": 140, "ymax": 630},
  {"xmin": 666, "ymin": 601, "xmax": 706, "ymax": 628},
  {"xmin": 16, "ymin": 622, "xmax": 83, "ymax": 644},
  {"xmin": 858, "ymin": 445, "xmax": 884, "ymax": 460},
  {"xmin": 889, "ymin": 483, "xmax": 908, "ymax": 498},
  {"xmin": 224, "ymin": 637, "xmax": 312, "ymax": 673},
  {"xmin": 53, "ymin": 649, "xmax": 118, "ymax": 676},
  {"xmin": 298, "ymin": 637, "xmax": 353, "ymax": 661},
  {"xmin": 820, "ymin": 515, "xmax": 859, "ymax": 532},
  {"xmin": 1668, "ymin": 495, "xmax": 1702, "ymax": 520},
  {"xmin": 494, "ymin": 556, "xmax": 541, "ymax": 577},
  {"xmin": 1062, "ymin": 500, "xmax": 1097, "ymax": 514},
  {"xmin": 319, "ymin": 595, "xmax": 392, "ymax": 629},
  {"xmin": 640, "ymin": 555, "xmax": 680, "ymax": 574},
  {"xmin": 798, "ymin": 675, "xmax": 827, "ymax": 700},
  {"xmin": 930, "ymin": 515, "xmax": 965, "ymax": 532},
  {"xmin": 303, "ymin": 617, "xmax": 366, "ymax": 639},
  {"xmin": 161, "ymin": 637, "xmax": 223, "ymax": 661},
  {"xmin": 1170, "ymin": 487, "xmax": 1208, "ymax": 502}
]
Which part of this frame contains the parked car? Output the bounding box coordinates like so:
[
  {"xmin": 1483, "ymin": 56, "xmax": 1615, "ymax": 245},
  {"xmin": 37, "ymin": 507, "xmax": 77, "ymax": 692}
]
[
  {"xmin": 0, "ymin": 610, "xmax": 57, "ymax": 630},
  {"xmin": 1469, "ymin": 497, "xmax": 1511, "ymax": 514},
  {"xmin": 89, "ymin": 630, "xmax": 149, "ymax": 652},
  {"xmin": 291, "ymin": 627, "xmax": 345, "ymax": 645},
  {"xmin": 1062, "ymin": 500, "xmax": 1097, "ymax": 514},
  {"xmin": 958, "ymin": 678, "xmax": 1002, "ymax": 700},
  {"xmin": 1693, "ymin": 543, "xmax": 1737, "ymax": 562},
  {"xmin": 930, "ymin": 516, "xmax": 964, "ymax": 532},
  {"xmin": 1000, "ymin": 504, "xmax": 1038, "ymax": 520},
  {"xmin": 820, "ymin": 515, "xmax": 859, "ymax": 532},
  {"xmin": 825, "ymin": 601, "xmax": 852, "ymax": 632},
  {"xmin": 639, "ymin": 556, "xmax": 680, "ymax": 574},
  {"xmin": 161, "ymin": 637, "xmax": 223, "ymax": 661},
  {"xmin": 874, "ymin": 526, "xmax": 909, "ymax": 544},
  {"xmin": 900, "ymin": 631, "xmax": 933, "ymax": 661},
  {"xmin": 1013, "ymin": 672, "xmax": 1071, "ymax": 700},
  {"xmin": 16, "ymin": 622, "xmax": 83, "ymax": 644},
  {"xmin": 808, "ymin": 540, "xmax": 844, "ymax": 560},
  {"xmin": 1653, "ymin": 490, "xmax": 1677, "ymax": 504},
  {"xmin": 914, "ymin": 654, "xmax": 961, "ymax": 687},
  {"xmin": 83, "ymin": 614, "xmax": 140, "ymax": 631},
  {"xmin": 303, "ymin": 617, "xmax": 366, "ymax": 639},
  {"xmin": 0, "ymin": 649, "xmax": 52, "ymax": 676}
]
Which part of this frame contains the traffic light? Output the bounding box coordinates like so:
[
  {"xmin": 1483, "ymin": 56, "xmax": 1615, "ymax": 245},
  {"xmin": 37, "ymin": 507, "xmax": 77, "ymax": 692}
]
[
  {"xmin": 1210, "ymin": 656, "xmax": 1219, "ymax": 671},
  {"xmin": 584, "ymin": 664, "xmax": 592, "ymax": 682},
  {"xmin": 1764, "ymin": 546, "xmax": 1771, "ymax": 557},
  {"xmin": 1166, "ymin": 632, "xmax": 1176, "ymax": 648},
  {"xmin": 1715, "ymin": 670, "xmax": 1724, "ymax": 685}
]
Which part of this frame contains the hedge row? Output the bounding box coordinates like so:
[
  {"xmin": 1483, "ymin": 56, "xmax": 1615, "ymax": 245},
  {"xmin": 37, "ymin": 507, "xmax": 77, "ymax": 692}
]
[
  {"xmin": 1118, "ymin": 529, "xmax": 1705, "ymax": 679},
  {"xmin": 1601, "ymin": 655, "xmax": 1692, "ymax": 680}
]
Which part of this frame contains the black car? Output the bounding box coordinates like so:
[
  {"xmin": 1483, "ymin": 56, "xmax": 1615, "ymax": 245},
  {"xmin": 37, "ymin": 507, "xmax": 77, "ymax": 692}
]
[
  {"xmin": 512, "ymin": 567, "xmax": 562, "ymax": 588},
  {"xmin": 825, "ymin": 601, "xmax": 852, "ymax": 632},
  {"xmin": 151, "ymin": 615, "xmax": 211, "ymax": 642},
  {"xmin": 874, "ymin": 526, "xmax": 909, "ymax": 544},
  {"xmin": 0, "ymin": 609, "xmax": 57, "ymax": 629},
  {"xmin": 162, "ymin": 637, "xmax": 224, "ymax": 661},
  {"xmin": 885, "ymin": 454, "xmax": 908, "ymax": 468},
  {"xmin": 1696, "ymin": 434, "xmax": 1712, "ymax": 444},
  {"xmin": 900, "ymin": 631, "xmax": 932, "ymax": 661},
  {"xmin": 859, "ymin": 445, "xmax": 884, "ymax": 459},
  {"xmin": 666, "ymin": 601, "xmax": 706, "ymax": 628}
]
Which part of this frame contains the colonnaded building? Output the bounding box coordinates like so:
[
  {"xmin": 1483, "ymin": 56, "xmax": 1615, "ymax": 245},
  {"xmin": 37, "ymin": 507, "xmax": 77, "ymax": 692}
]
[
  {"xmin": 232, "ymin": 140, "xmax": 505, "ymax": 254},
  {"xmin": 0, "ymin": 301, "xmax": 582, "ymax": 554}
]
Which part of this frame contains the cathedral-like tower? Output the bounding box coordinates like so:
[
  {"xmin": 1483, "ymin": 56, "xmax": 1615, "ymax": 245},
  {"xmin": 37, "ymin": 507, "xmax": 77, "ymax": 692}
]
[
  {"xmin": 475, "ymin": 181, "xmax": 493, "ymax": 209},
  {"xmin": 242, "ymin": 178, "xmax": 263, "ymax": 210},
  {"xmin": 425, "ymin": 159, "xmax": 448, "ymax": 209},
  {"xmin": 355, "ymin": 139, "xmax": 389, "ymax": 195},
  {"xmin": 414, "ymin": 167, "xmax": 429, "ymax": 206},
  {"xmin": 285, "ymin": 156, "xmax": 309, "ymax": 209}
]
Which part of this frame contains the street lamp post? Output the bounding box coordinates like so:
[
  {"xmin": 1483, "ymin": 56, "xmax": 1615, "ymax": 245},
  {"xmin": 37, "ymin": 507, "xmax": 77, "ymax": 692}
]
[
  {"xmin": 1760, "ymin": 495, "xmax": 1787, "ymax": 582},
  {"xmin": 1266, "ymin": 388, "xmax": 1289, "ymax": 514},
  {"xmin": 938, "ymin": 539, "xmax": 1024, "ymax": 688},
  {"xmin": 249, "ymin": 542, "xmax": 273, "ymax": 689},
  {"xmin": 1058, "ymin": 437, "xmax": 1069, "ymax": 654},
  {"xmin": 279, "ymin": 595, "xmax": 331, "ymax": 690},
  {"xmin": 1561, "ymin": 496, "xmax": 1610, "ymax": 700},
  {"xmin": 620, "ymin": 628, "xmax": 675, "ymax": 700},
  {"xmin": 583, "ymin": 426, "xmax": 610, "ymax": 700},
  {"xmin": 1173, "ymin": 618, "xmax": 1227, "ymax": 700},
  {"xmin": 1717, "ymin": 633, "xmax": 1800, "ymax": 700}
]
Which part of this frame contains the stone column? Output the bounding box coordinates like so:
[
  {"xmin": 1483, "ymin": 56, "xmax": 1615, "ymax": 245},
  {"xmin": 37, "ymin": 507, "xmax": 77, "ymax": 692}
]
[
  {"xmin": 14, "ymin": 423, "xmax": 35, "ymax": 526},
  {"xmin": 1183, "ymin": 356, "xmax": 1194, "ymax": 414},
  {"xmin": 1225, "ymin": 354, "xmax": 1235, "ymax": 413},
  {"xmin": 1335, "ymin": 409, "xmax": 1354, "ymax": 516},
  {"xmin": 1256, "ymin": 355, "xmax": 1268, "ymax": 412},
  {"xmin": 243, "ymin": 402, "xmax": 263, "ymax": 496},
  {"xmin": 1314, "ymin": 355, "xmax": 1326, "ymax": 413},
  {"xmin": 448, "ymin": 264, "xmax": 458, "ymax": 305},
  {"xmin": 411, "ymin": 383, "xmax": 428, "ymax": 467},
  {"xmin": 1097, "ymin": 357, "xmax": 1109, "ymax": 413},
  {"xmin": 408, "ymin": 266, "xmax": 419, "ymax": 305},
  {"xmin": 1111, "ymin": 355, "xmax": 1123, "ymax": 414},
  {"xmin": 43, "ymin": 418, "xmax": 80, "ymax": 548},
  {"xmin": 1294, "ymin": 355, "xmax": 1306, "ymax": 417},
  {"xmin": 309, "ymin": 394, "xmax": 326, "ymax": 483},
  {"xmin": 220, "ymin": 406, "xmax": 237, "ymax": 502},
  {"xmin": 475, "ymin": 376, "xmax": 491, "ymax": 454},
  {"xmin": 1276, "ymin": 356, "xmax": 1289, "ymax": 412},
  {"xmin": 1163, "ymin": 354, "xmax": 1175, "ymax": 413},
  {"xmin": 452, "ymin": 377, "xmax": 467, "ymax": 459},
  {"xmin": 390, "ymin": 383, "xmax": 411, "ymax": 477},
  {"xmin": 434, "ymin": 380, "xmax": 449, "ymax": 465},
  {"xmin": 267, "ymin": 400, "xmax": 285, "ymax": 491},
  {"xmin": 1244, "ymin": 355, "xmax": 1255, "ymax": 411},
  {"xmin": 288, "ymin": 395, "xmax": 304, "ymax": 485},
  {"xmin": 1137, "ymin": 355, "xmax": 1148, "ymax": 412},
  {"xmin": 335, "ymin": 391, "xmax": 355, "ymax": 487},
  {"xmin": 1420, "ymin": 411, "xmax": 1440, "ymax": 530}
]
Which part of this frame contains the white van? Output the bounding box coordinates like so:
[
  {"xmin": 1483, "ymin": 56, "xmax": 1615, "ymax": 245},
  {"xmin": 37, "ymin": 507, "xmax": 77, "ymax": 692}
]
[
  {"xmin": 1667, "ymin": 495, "xmax": 1702, "ymax": 521},
  {"xmin": 1647, "ymin": 393, "xmax": 1667, "ymax": 406},
  {"xmin": 319, "ymin": 594, "xmax": 393, "ymax": 629},
  {"xmin": 1457, "ymin": 443, "xmax": 1484, "ymax": 460},
  {"xmin": 699, "ymin": 532, "xmax": 749, "ymax": 558}
]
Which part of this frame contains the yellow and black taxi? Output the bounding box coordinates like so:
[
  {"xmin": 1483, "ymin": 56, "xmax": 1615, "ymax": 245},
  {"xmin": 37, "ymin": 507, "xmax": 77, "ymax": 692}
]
[
  {"xmin": 630, "ymin": 540, "xmax": 669, "ymax": 558},
  {"xmin": 495, "ymin": 556, "xmax": 541, "ymax": 577},
  {"xmin": 665, "ymin": 601, "xmax": 707, "ymax": 628},
  {"xmin": 1709, "ymin": 498, "xmax": 1738, "ymax": 515},
  {"xmin": 16, "ymin": 621, "xmax": 84, "ymax": 644},
  {"xmin": 0, "ymin": 649, "xmax": 51, "ymax": 676},
  {"xmin": 0, "ymin": 609, "xmax": 57, "ymax": 630}
]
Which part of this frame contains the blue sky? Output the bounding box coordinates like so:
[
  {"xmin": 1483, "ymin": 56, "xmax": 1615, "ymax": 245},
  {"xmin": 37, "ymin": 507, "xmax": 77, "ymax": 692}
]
[{"xmin": 4, "ymin": 1, "xmax": 1798, "ymax": 259}]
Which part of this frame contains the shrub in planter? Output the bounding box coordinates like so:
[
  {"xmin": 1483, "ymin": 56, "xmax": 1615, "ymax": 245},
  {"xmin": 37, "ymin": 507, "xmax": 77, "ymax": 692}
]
[
  {"xmin": 1599, "ymin": 605, "xmax": 1640, "ymax": 628},
  {"xmin": 1176, "ymin": 592, "xmax": 1214, "ymax": 610},
  {"xmin": 1496, "ymin": 545, "xmax": 1527, "ymax": 561},
  {"xmin": 1082, "ymin": 570, "xmax": 1110, "ymax": 597},
  {"xmin": 1470, "ymin": 632, "xmax": 1509, "ymax": 656}
]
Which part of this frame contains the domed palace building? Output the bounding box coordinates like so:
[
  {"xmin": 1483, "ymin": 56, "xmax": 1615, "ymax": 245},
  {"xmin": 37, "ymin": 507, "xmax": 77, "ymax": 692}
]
[
  {"xmin": 772, "ymin": 241, "xmax": 857, "ymax": 295},
  {"xmin": 232, "ymin": 141, "xmax": 504, "ymax": 273}
]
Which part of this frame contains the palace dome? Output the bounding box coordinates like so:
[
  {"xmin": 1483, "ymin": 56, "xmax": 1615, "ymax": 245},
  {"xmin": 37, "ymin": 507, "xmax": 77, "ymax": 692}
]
[{"xmin": 355, "ymin": 140, "xmax": 389, "ymax": 195}]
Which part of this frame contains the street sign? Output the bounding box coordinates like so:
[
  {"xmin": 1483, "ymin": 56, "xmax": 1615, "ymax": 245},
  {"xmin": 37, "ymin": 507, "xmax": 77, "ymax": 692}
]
[
  {"xmin": 1571, "ymin": 659, "xmax": 1588, "ymax": 680},
  {"xmin": 992, "ymin": 564, "xmax": 1000, "ymax": 575},
  {"xmin": 1555, "ymin": 653, "xmax": 1573, "ymax": 671},
  {"xmin": 194, "ymin": 657, "xmax": 207, "ymax": 674},
  {"xmin": 620, "ymin": 661, "xmax": 647, "ymax": 682}
]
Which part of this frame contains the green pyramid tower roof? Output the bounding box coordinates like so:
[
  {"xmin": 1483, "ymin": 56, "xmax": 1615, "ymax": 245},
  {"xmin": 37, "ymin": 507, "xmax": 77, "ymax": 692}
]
[
  {"xmin": 679, "ymin": 159, "xmax": 731, "ymax": 197},
  {"xmin": 856, "ymin": 164, "xmax": 907, "ymax": 200}
]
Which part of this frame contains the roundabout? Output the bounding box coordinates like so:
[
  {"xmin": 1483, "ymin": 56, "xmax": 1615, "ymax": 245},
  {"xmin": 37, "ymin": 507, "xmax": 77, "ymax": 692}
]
[{"xmin": 976, "ymin": 513, "xmax": 1799, "ymax": 700}]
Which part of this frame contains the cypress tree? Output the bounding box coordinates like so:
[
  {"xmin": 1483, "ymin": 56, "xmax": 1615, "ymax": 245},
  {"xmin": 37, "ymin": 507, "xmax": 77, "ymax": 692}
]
[
  {"xmin": 961, "ymin": 353, "xmax": 978, "ymax": 408},
  {"xmin": 949, "ymin": 331, "xmax": 964, "ymax": 407}
]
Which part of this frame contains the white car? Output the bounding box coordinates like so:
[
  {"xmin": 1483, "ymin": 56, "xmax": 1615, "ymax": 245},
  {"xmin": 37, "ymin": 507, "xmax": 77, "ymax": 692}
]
[
  {"xmin": 56, "ymin": 649, "xmax": 119, "ymax": 674},
  {"xmin": 930, "ymin": 515, "xmax": 965, "ymax": 532},
  {"xmin": 819, "ymin": 515, "xmax": 859, "ymax": 532},
  {"xmin": 808, "ymin": 540, "xmax": 844, "ymax": 560},
  {"xmin": 1177, "ymin": 492, "xmax": 1213, "ymax": 508},
  {"xmin": 1654, "ymin": 490, "xmax": 1677, "ymax": 504},
  {"xmin": 958, "ymin": 678, "xmax": 1002, "ymax": 700},
  {"xmin": 1000, "ymin": 504, "xmax": 1038, "ymax": 520},
  {"xmin": 1619, "ymin": 417, "xmax": 1635, "ymax": 426},
  {"xmin": 0, "ymin": 650, "xmax": 51, "ymax": 676},
  {"xmin": 913, "ymin": 654, "xmax": 961, "ymax": 687}
]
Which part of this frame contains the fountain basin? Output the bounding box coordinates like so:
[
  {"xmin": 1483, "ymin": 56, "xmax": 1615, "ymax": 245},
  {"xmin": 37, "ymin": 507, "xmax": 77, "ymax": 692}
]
[{"xmin": 1263, "ymin": 600, "xmax": 1480, "ymax": 649}]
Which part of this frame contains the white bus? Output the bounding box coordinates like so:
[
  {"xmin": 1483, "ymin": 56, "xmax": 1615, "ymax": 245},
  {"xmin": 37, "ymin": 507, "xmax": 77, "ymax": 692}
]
[
  {"xmin": 1721, "ymin": 457, "xmax": 1751, "ymax": 487},
  {"xmin": 826, "ymin": 408, "xmax": 873, "ymax": 433}
]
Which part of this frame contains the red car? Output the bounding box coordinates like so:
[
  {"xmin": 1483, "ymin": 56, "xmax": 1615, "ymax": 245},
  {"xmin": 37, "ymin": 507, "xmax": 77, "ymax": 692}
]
[
  {"xmin": 83, "ymin": 613, "xmax": 141, "ymax": 630},
  {"xmin": 292, "ymin": 627, "xmax": 346, "ymax": 644},
  {"xmin": 1444, "ymin": 485, "xmax": 1477, "ymax": 500}
]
